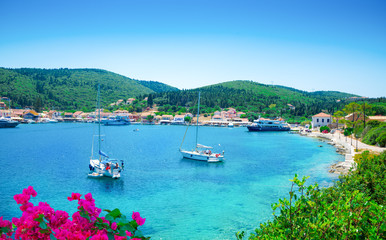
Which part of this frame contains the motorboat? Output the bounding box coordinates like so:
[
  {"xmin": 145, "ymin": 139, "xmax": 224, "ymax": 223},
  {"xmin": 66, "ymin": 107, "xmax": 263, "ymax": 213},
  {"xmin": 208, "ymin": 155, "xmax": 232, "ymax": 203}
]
[
  {"xmin": 0, "ymin": 117, "xmax": 19, "ymax": 128},
  {"xmin": 247, "ymin": 117, "xmax": 291, "ymax": 131},
  {"xmin": 104, "ymin": 116, "xmax": 131, "ymax": 126}
]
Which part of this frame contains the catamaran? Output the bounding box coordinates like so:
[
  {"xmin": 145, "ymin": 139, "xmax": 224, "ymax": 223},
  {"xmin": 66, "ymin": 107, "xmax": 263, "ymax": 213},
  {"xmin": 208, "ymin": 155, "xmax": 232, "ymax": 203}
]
[
  {"xmin": 88, "ymin": 84, "xmax": 124, "ymax": 179},
  {"xmin": 179, "ymin": 92, "xmax": 224, "ymax": 162}
]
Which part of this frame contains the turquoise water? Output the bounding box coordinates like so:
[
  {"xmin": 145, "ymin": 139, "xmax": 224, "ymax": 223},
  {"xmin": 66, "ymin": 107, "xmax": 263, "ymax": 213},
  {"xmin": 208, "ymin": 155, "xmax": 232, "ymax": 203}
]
[{"xmin": 0, "ymin": 124, "xmax": 343, "ymax": 239}]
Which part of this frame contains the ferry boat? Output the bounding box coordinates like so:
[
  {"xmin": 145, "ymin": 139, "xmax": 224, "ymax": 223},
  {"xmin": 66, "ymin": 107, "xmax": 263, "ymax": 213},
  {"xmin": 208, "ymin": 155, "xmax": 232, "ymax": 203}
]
[{"xmin": 247, "ymin": 117, "xmax": 291, "ymax": 132}]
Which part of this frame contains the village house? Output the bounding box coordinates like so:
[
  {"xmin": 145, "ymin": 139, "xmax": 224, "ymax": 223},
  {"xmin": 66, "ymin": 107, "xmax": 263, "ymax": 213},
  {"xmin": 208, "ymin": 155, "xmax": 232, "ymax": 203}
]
[
  {"xmin": 73, "ymin": 111, "xmax": 84, "ymax": 119},
  {"xmin": 116, "ymin": 99, "xmax": 124, "ymax": 105},
  {"xmin": 172, "ymin": 115, "xmax": 185, "ymax": 125},
  {"xmin": 311, "ymin": 112, "xmax": 332, "ymax": 128},
  {"xmin": 23, "ymin": 110, "xmax": 39, "ymax": 121},
  {"xmin": 236, "ymin": 112, "xmax": 246, "ymax": 117},
  {"xmin": 287, "ymin": 104, "xmax": 295, "ymax": 110},
  {"xmin": 368, "ymin": 116, "xmax": 386, "ymax": 122},
  {"xmin": 127, "ymin": 98, "xmax": 136, "ymax": 104},
  {"xmin": 345, "ymin": 113, "xmax": 367, "ymax": 122}
]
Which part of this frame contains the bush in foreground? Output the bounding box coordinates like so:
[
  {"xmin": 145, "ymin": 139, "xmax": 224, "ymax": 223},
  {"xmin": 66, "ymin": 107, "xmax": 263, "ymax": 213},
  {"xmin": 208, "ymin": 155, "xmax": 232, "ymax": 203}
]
[
  {"xmin": 0, "ymin": 187, "xmax": 149, "ymax": 240},
  {"xmin": 237, "ymin": 151, "xmax": 385, "ymax": 239}
]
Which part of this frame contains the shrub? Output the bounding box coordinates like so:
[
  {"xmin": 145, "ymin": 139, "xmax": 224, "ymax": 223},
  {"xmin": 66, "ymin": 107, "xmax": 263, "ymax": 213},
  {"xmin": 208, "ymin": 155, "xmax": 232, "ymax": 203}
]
[
  {"xmin": 320, "ymin": 126, "xmax": 330, "ymax": 133},
  {"xmin": 237, "ymin": 151, "xmax": 386, "ymax": 239},
  {"xmin": 376, "ymin": 132, "xmax": 386, "ymax": 147},
  {"xmin": 0, "ymin": 187, "xmax": 148, "ymax": 240}
]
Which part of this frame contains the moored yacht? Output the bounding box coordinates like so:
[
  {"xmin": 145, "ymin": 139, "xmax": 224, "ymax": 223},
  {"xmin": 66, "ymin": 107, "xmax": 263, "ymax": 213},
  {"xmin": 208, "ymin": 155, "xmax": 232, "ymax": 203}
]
[
  {"xmin": 247, "ymin": 117, "xmax": 291, "ymax": 131},
  {"xmin": 179, "ymin": 92, "xmax": 224, "ymax": 162},
  {"xmin": 0, "ymin": 117, "xmax": 19, "ymax": 128}
]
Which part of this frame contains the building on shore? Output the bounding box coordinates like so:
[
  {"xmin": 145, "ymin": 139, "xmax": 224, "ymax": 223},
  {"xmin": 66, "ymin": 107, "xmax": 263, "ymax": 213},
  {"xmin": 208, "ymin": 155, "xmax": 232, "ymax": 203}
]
[{"xmin": 312, "ymin": 112, "xmax": 332, "ymax": 128}]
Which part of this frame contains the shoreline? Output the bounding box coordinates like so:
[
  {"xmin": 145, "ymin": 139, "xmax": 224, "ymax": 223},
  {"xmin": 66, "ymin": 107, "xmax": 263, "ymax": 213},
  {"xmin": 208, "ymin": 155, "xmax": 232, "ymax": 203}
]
[{"xmin": 298, "ymin": 130, "xmax": 385, "ymax": 175}]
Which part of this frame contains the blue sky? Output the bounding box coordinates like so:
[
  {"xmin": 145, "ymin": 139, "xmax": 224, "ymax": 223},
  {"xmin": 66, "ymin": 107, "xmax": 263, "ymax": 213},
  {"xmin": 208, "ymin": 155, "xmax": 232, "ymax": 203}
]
[{"xmin": 0, "ymin": 0, "xmax": 385, "ymax": 97}]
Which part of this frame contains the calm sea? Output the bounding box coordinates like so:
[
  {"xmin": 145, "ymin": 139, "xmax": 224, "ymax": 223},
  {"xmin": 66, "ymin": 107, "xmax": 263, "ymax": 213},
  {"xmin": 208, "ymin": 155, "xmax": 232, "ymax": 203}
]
[{"xmin": 0, "ymin": 123, "xmax": 343, "ymax": 239}]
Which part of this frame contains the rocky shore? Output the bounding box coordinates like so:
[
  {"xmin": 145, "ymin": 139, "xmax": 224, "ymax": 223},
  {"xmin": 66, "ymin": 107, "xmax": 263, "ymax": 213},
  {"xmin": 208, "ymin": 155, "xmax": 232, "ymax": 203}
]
[{"xmin": 297, "ymin": 130, "xmax": 385, "ymax": 175}]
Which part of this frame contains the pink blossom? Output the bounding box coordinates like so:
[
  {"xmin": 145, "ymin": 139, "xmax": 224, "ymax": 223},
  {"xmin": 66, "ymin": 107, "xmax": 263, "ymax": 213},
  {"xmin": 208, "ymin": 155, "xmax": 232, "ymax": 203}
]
[
  {"xmin": 132, "ymin": 211, "xmax": 146, "ymax": 226},
  {"xmin": 114, "ymin": 235, "xmax": 127, "ymax": 240},
  {"xmin": 22, "ymin": 186, "xmax": 37, "ymax": 197},
  {"xmin": 111, "ymin": 222, "xmax": 117, "ymax": 230},
  {"xmin": 13, "ymin": 193, "xmax": 30, "ymax": 205},
  {"xmin": 67, "ymin": 192, "xmax": 82, "ymax": 201},
  {"xmin": 126, "ymin": 231, "xmax": 133, "ymax": 237}
]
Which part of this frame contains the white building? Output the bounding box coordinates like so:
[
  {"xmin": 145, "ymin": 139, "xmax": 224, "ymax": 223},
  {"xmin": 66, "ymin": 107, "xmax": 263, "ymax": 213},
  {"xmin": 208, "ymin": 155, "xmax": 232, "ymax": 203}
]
[{"xmin": 312, "ymin": 112, "xmax": 332, "ymax": 128}]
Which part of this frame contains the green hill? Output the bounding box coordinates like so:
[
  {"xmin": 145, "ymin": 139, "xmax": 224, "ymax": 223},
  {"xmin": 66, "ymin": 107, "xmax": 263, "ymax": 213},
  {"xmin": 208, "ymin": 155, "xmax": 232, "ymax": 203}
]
[
  {"xmin": 0, "ymin": 68, "xmax": 158, "ymax": 111},
  {"xmin": 137, "ymin": 80, "xmax": 179, "ymax": 93},
  {"xmin": 150, "ymin": 80, "xmax": 360, "ymax": 119}
]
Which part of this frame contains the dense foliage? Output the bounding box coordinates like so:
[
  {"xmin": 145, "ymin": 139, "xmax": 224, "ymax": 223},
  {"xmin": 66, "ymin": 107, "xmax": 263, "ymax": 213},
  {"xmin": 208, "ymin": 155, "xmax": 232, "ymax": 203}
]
[
  {"xmin": 137, "ymin": 80, "xmax": 178, "ymax": 93},
  {"xmin": 0, "ymin": 187, "xmax": 148, "ymax": 239},
  {"xmin": 150, "ymin": 80, "xmax": 360, "ymax": 120},
  {"xmin": 237, "ymin": 151, "xmax": 385, "ymax": 239},
  {"xmin": 0, "ymin": 68, "xmax": 172, "ymax": 111},
  {"xmin": 336, "ymin": 101, "xmax": 386, "ymax": 147}
]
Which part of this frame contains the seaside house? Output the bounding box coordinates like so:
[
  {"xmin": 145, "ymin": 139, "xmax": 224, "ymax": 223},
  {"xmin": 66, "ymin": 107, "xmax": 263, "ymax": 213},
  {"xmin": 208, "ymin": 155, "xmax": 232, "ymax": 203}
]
[
  {"xmin": 73, "ymin": 111, "xmax": 84, "ymax": 119},
  {"xmin": 159, "ymin": 115, "xmax": 173, "ymax": 125},
  {"xmin": 12, "ymin": 109, "xmax": 26, "ymax": 118},
  {"xmin": 140, "ymin": 112, "xmax": 155, "ymax": 123},
  {"xmin": 23, "ymin": 110, "xmax": 39, "ymax": 121},
  {"xmin": 236, "ymin": 112, "xmax": 246, "ymax": 117},
  {"xmin": 0, "ymin": 101, "xmax": 6, "ymax": 109},
  {"xmin": 172, "ymin": 115, "xmax": 185, "ymax": 125},
  {"xmin": 311, "ymin": 112, "xmax": 332, "ymax": 128}
]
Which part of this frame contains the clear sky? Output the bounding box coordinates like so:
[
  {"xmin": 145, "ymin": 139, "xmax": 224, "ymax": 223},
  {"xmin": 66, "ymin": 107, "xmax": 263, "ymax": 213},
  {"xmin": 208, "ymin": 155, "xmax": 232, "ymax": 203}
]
[{"xmin": 0, "ymin": 0, "xmax": 385, "ymax": 97}]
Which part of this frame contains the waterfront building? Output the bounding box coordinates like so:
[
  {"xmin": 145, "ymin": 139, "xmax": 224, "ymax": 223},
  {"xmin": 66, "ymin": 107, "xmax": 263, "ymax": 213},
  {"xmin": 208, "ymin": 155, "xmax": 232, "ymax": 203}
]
[
  {"xmin": 23, "ymin": 110, "xmax": 39, "ymax": 121},
  {"xmin": 312, "ymin": 112, "xmax": 332, "ymax": 128},
  {"xmin": 172, "ymin": 115, "xmax": 185, "ymax": 125}
]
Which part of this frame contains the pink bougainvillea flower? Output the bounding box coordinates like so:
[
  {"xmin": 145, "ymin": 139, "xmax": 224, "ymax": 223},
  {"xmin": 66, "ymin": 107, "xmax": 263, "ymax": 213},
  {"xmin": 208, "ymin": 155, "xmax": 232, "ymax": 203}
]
[
  {"xmin": 126, "ymin": 230, "xmax": 133, "ymax": 237},
  {"xmin": 67, "ymin": 193, "xmax": 82, "ymax": 201},
  {"xmin": 132, "ymin": 212, "xmax": 146, "ymax": 226},
  {"xmin": 22, "ymin": 186, "xmax": 37, "ymax": 197},
  {"xmin": 111, "ymin": 222, "xmax": 117, "ymax": 231},
  {"xmin": 13, "ymin": 193, "xmax": 30, "ymax": 205}
]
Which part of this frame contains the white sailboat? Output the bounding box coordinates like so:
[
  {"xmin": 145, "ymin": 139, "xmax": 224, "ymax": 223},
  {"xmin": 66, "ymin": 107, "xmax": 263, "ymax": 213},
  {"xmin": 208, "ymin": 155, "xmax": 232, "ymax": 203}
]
[
  {"xmin": 179, "ymin": 92, "xmax": 224, "ymax": 163},
  {"xmin": 88, "ymin": 84, "xmax": 124, "ymax": 179}
]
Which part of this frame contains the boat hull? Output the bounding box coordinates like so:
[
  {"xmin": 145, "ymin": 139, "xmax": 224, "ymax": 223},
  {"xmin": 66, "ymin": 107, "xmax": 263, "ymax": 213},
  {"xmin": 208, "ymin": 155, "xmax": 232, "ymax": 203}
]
[
  {"xmin": 0, "ymin": 122, "xmax": 19, "ymax": 128},
  {"xmin": 104, "ymin": 121, "xmax": 130, "ymax": 126},
  {"xmin": 247, "ymin": 126, "xmax": 290, "ymax": 131},
  {"xmin": 180, "ymin": 150, "xmax": 224, "ymax": 162}
]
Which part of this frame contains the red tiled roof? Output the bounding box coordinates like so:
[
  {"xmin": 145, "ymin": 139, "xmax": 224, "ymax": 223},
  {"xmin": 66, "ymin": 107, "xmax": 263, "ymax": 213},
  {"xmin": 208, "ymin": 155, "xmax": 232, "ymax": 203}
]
[{"xmin": 313, "ymin": 112, "xmax": 331, "ymax": 117}]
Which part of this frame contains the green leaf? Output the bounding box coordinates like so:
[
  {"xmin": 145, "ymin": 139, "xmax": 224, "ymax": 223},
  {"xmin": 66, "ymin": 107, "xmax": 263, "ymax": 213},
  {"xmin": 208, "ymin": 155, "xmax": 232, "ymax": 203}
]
[
  {"xmin": 39, "ymin": 221, "xmax": 48, "ymax": 229},
  {"xmin": 109, "ymin": 208, "xmax": 121, "ymax": 218},
  {"xmin": 1, "ymin": 227, "xmax": 10, "ymax": 233}
]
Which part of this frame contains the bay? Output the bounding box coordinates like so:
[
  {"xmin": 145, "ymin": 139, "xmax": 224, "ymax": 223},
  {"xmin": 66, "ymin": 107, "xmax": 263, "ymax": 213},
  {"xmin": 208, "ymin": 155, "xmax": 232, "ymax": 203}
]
[{"xmin": 0, "ymin": 123, "xmax": 343, "ymax": 239}]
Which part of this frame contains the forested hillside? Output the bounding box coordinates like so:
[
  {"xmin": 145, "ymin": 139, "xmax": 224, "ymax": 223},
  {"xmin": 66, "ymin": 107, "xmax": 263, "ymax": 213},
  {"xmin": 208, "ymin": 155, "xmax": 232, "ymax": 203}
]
[
  {"xmin": 137, "ymin": 80, "xmax": 178, "ymax": 93},
  {"xmin": 149, "ymin": 80, "xmax": 360, "ymax": 120},
  {"xmin": 0, "ymin": 68, "xmax": 156, "ymax": 111},
  {"xmin": 1, "ymin": 68, "xmax": 369, "ymax": 120}
]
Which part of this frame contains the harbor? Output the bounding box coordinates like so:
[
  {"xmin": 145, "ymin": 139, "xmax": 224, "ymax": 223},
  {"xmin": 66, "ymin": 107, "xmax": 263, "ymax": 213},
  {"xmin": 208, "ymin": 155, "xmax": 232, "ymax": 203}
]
[{"xmin": 0, "ymin": 123, "xmax": 344, "ymax": 239}]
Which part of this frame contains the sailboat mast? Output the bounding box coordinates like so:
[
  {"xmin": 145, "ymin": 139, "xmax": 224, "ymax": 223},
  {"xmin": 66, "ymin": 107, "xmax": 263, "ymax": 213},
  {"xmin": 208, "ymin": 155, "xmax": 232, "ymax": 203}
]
[
  {"xmin": 97, "ymin": 84, "xmax": 101, "ymax": 156},
  {"xmin": 195, "ymin": 92, "xmax": 200, "ymax": 149}
]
